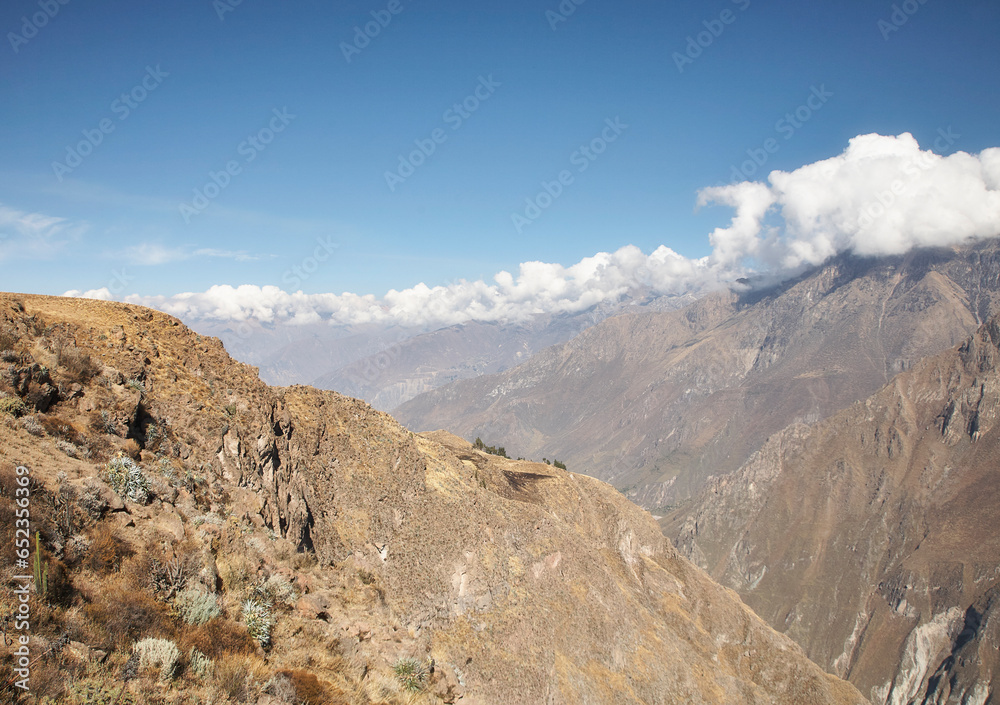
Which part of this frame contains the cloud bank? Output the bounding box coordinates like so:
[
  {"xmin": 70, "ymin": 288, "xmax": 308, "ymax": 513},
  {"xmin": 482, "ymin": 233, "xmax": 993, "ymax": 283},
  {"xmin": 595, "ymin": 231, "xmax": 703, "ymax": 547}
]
[{"xmin": 66, "ymin": 133, "xmax": 1000, "ymax": 328}]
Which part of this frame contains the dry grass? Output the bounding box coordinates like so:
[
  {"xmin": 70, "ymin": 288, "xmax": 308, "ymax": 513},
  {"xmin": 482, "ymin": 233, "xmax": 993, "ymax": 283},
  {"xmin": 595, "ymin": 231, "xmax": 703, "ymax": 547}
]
[
  {"xmin": 213, "ymin": 652, "xmax": 272, "ymax": 702},
  {"xmin": 82, "ymin": 576, "xmax": 175, "ymax": 651},
  {"xmin": 84, "ymin": 523, "xmax": 134, "ymax": 574}
]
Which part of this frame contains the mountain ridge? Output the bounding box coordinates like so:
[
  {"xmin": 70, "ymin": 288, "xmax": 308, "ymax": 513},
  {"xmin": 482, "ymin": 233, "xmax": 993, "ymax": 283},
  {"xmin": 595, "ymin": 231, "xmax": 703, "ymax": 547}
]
[
  {"xmin": 395, "ymin": 241, "xmax": 1000, "ymax": 511},
  {"xmin": 0, "ymin": 292, "xmax": 867, "ymax": 704}
]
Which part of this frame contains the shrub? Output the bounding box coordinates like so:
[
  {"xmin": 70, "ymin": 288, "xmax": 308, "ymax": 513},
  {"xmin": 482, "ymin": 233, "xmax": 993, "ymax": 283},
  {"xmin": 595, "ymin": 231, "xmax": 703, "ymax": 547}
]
[
  {"xmin": 57, "ymin": 345, "xmax": 100, "ymax": 384},
  {"xmin": 263, "ymin": 673, "xmax": 298, "ymax": 702},
  {"xmin": 56, "ymin": 439, "xmax": 85, "ymax": 459},
  {"xmin": 0, "ymin": 395, "xmax": 26, "ymax": 418},
  {"xmin": 122, "ymin": 438, "xmax": 141, "ymax": 460},
  {"xmin": 103, "ymin": 455, "xmax": 149, "ymax": 504},
  {"xmin": 85, "ymin": 524, "xmax": 134, "ymax": 574},
  {"xmin": 278, "ymin": 669, "xmax": 333, "ymax": 705},
  {"xmin": 188, "ymin": 648, "xmax": 214, "ymax": 679},
  {"xmin": 147, "ymin": 555, "xmax": 189, "ymax": 599},
  {"xmin": 83, "ymin": 585, "xmax": 172, "ymax": 651},
  {"xmin": 51, "ymin": 664, "xmax": 137, "ymax": 705},
  {"xmin": 174, "ymin": 587, "xmax": 221, "ymax": 626},
  {"xmin": 134, "ymin": 637, "xmax": 181, "ymax": 681},
  {"xmin": 179, "ymin": 617, "xmax": 258, "ymax": 658},
  {"xmin": 39, "ymin": 415, "xmax": 84, "ymax": 444},
  {"xmin": 242, "ymin": 598, "xmax": 275, "ymax": 647},
  {"xmin": 19, "ymin": 414, "xmax": 43, "ymax": 436},
  {"xmin": 214, "ymin": 654, "xmax": 270, "ymax": 702},
  {"xmin": 250, "ymin": 573, "xmax": 296, "ymax": 607},
  {"xmin": 79, "ymin": 480, "xmax": 109, "ymax": 521},
  {"xmin": 392, "ymin": 658, "xmax": 427, "ymax": 692}
]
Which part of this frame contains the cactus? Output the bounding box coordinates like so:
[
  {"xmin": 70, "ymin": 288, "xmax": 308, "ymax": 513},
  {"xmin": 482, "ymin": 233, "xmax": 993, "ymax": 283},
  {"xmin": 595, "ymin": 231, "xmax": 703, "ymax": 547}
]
[{"xmin": 33, "ymin": 531, "xmax": 47, "ymax": 597}]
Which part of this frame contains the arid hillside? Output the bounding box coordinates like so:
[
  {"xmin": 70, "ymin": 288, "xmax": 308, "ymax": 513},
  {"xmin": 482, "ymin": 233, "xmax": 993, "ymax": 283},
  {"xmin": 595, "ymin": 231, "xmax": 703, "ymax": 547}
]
[
  {"xmin": 0, "ymin": 293, "xmax": 867, "ymax": 704},
  {"xmin": 395, "ymin": 242, "xmax": 1000, "ymax": 512},
  {"xmin": 664, "ymin": 314, "xmax": 1000, "ymax": 705}
]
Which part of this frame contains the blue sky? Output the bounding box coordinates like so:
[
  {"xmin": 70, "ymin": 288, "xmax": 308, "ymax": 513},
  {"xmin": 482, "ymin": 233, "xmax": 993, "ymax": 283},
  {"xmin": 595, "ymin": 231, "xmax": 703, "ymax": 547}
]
[{"xmin": 2, "ymin": 0, "xmax": 999, "ymax": 318}]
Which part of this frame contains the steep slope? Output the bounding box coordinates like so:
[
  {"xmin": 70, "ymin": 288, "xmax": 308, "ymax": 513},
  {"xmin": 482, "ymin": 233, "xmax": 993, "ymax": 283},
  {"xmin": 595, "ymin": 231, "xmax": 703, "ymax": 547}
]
[
  {"xmin": 0, "ymin": 293, "xmax": 867, "ymax": 704},
  {"xmin": 395, "ymin": 242, "xmax": 1000, "ymax": 511},
  {"xmin": 663, "ymin": 314, "xmax": 1000, "ymax": 705}
]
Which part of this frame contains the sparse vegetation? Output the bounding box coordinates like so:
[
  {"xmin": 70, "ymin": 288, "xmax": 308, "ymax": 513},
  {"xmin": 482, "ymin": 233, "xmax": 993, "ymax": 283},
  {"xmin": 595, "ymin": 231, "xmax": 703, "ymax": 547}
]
[
  {"xmin": 124, "ymin": 377, "xmax": 145, "ymax": 393},
  {"xmin": 392, "ymin": 658, "xmax": 427, "ymax": 692},
  {"xmin": 56, "ymin": 343, "xmax": 100, "ymax": 384},
  {"xmin": 174, "ymin": 587, "xmax": 221, "ymax": 625},
  {"xmin": 242, "ymin": 598, "xmax": 275, "ymax": 647},
  {"xmin": 474, "ymin": 436, "xmax": 508, "ymax": 458},
  {"xmin": 134, "ymin": 637, "xmax": 181, "ymax": 681},
  {"xmin": 0, "ymin": 394, "xmax": 26, "ymax": 417},
  {"xmin": 102, "ymin": 454, "xmax": 150, "ymax": 504}
]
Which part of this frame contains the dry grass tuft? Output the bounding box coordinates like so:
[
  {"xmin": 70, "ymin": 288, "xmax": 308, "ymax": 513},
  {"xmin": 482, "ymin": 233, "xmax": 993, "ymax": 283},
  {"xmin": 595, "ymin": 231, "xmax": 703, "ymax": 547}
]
[{"xmin": 84, "ymin": 524, "xmax": 134, "ymax": 575}]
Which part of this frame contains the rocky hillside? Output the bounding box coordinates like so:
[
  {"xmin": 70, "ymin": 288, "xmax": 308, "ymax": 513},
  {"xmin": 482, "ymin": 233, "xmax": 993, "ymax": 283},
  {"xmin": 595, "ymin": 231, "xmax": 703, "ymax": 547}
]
[
  {"xmin": 0, "ymin": 293, "xmax": 867, "ymax": 704},
  {"xmin": 395, "ymin": 242, "xmax": 1000, "ymax": 512},
  {"xmin": 663, "ymin": 313, "xmax": 1000, "ymax": 705}
]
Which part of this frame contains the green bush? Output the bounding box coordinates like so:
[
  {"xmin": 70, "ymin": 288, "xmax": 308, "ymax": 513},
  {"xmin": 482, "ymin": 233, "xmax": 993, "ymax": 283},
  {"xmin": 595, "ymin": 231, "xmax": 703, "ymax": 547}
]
[
  {"xmin": 393, "ymin": 658, "xmax": 427, "ymax": 692},
  {"xmin": 0, "ymin": 395, "xmax": 27, "ymax": 418},
  {"xmin": 174, "ymin": 587, "xmax": 221, "ymax": 626},
  {"xmin": 103, "ymin": 455, "xmax": 149, "ymax": 504},
  {"xmin": 242, "ymin": 598, "xmax": 275, "ymax": 647},
  {"xmin": 134, "ymin": 637, "xmax": 181, "ymax": 681}
]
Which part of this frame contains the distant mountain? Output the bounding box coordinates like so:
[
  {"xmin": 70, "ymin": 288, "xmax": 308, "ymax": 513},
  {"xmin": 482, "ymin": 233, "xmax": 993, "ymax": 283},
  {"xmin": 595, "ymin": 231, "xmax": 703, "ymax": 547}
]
[
  {"xmin": 193, "ymin": 290, "xmax": 692, "ymax": 410},
  {"xmin": 186, "ymin": 318, "xmax": 418, "ymax": 388},
  {"xmin": 663, "ymin": 313, "xmax": 1000, "ymax": 705},
  {"xmin": 311, "ymin": 291, "xmax": 691, "ymax": 411},
  {"xmin": 395, "ymin": 241, "xmax": 1000, "ymax": 511}
]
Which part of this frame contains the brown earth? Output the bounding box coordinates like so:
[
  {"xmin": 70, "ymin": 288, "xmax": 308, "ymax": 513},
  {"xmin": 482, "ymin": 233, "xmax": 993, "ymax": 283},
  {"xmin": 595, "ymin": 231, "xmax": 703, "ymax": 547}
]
[{"xmin": 0, "ymin": 293, "xmax": 867, "ymax": 704}]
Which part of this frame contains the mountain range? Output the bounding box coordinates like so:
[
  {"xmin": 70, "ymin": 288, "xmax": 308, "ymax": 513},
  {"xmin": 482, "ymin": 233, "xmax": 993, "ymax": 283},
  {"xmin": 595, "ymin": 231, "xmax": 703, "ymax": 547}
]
[{"xmin": 395, "ymin": 241, "xmax": 1000, "ymax": 514}]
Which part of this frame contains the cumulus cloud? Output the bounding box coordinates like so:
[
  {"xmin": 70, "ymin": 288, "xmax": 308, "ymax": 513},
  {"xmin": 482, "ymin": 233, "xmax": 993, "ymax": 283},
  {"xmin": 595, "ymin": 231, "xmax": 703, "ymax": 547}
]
[
  {"xmin": 701, "ymin": 132, "xmax": 1000, "ymax": 274},
  {"xmin": 64, "ymin": 133, "xmax": 1000, "ymax": 328}
]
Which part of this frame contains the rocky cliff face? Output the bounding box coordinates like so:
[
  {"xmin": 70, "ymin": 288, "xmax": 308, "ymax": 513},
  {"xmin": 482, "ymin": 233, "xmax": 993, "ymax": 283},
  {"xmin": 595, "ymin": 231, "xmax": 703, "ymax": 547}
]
[
  {"xmin": 395, "ymin": 242, "xmax": 1000, "ymax": 512},
  {"xmin": 664, "ymin": 314, "xmax": 1000, "ymax": 704},
  {"xmin": 0, "ymin": 293, "xmax": 866, "ymax": 704}
]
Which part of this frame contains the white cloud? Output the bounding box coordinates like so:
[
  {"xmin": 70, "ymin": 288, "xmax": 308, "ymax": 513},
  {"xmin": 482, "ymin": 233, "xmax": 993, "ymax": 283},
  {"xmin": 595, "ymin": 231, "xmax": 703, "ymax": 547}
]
[
  {"xmin": 120, "ymin": 243, "xmax": 268, "ymax": 265},
  {"xmin": 702, "ymin": 132, "xmax": 1000, "ymax": 273},
  {"xmin": 63, "ymin": 133, "xmax": 1000, "ymax": 328},
  {"xmin": 0, "ymin": 204, "xmax": 85, "ymax": 260}
]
